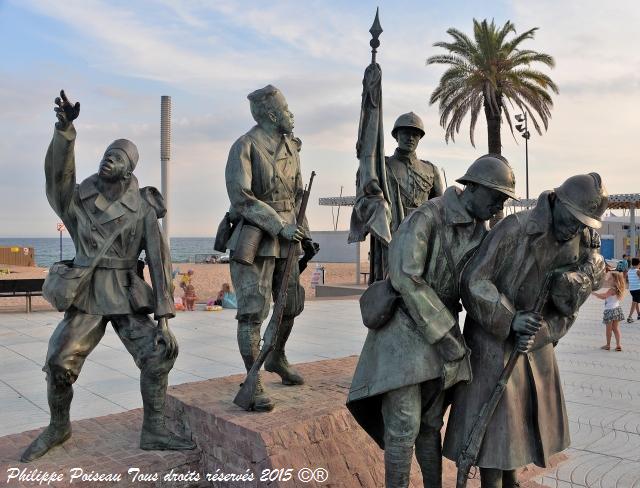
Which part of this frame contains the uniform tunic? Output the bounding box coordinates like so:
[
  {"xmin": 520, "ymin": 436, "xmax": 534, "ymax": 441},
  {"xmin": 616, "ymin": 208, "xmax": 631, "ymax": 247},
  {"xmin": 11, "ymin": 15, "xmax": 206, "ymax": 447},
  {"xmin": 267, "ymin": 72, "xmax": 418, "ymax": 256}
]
[
  {"xmin": 224, "ymin": 125, "xmax": 309, "ymax": 323},
  {"xmin": 386, "ymin": 149, "xmax": 443, "ymax": 233}
]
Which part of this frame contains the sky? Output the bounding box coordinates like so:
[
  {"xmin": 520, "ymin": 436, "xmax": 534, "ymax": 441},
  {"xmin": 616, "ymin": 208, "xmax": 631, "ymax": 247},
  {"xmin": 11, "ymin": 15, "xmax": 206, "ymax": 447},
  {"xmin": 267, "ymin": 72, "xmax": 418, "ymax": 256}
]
[{"xmin": 1, "ymin": 0, "xmax": 639, "ymax": 237}]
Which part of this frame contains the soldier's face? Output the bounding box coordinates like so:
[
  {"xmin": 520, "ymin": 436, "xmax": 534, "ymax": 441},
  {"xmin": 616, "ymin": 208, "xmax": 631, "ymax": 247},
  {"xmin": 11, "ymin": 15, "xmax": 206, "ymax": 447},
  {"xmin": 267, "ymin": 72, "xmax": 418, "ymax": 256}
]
[
  {"xmin": 552, "ymin": 201, "xmax": 586, "ymax": 242},
  {"xmin": 99, "ymin": 148, "xmax": 129, "ymax": 182},
  {"xmin": 396, "ymin": 128, "xmax": 422, "ymax": 152},
  {"xmin": 269, "ymin": 93, "xmax": 294, "ymax": 134},
  {"xmin": 469, "ymin": 185, "xmax": 508, "ymax": 221}
]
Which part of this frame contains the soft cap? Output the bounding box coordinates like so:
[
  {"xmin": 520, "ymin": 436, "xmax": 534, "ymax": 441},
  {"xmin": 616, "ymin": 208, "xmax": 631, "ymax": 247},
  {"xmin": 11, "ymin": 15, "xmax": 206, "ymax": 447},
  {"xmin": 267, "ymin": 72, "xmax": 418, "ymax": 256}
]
[{"xmin": 105, "ymin": 139, "xmax": 139, "ymax": 171}]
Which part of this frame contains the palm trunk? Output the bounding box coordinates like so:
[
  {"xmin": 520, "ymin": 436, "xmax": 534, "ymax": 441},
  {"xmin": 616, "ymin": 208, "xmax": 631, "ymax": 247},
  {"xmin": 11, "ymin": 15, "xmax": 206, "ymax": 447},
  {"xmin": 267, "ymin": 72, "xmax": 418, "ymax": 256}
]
[
  {"xmin": 484, "ymin": 101, "xmax": 502, "ymax": 155},
  {"xmin": 484, "ymin": 98, "xmax": 504, "ymax": 228}
]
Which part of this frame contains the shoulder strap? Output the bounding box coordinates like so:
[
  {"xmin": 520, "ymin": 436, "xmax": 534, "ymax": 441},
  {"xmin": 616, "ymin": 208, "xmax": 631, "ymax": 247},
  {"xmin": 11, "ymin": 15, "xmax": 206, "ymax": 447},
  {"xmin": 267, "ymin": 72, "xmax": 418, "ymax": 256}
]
[
  {"xmin": 85, "ymin": 230, "xmax": 121, "ymax": 273},
  {"xmin": 425, "ymin": 201, "xmax": 459, "ymax": 295}
]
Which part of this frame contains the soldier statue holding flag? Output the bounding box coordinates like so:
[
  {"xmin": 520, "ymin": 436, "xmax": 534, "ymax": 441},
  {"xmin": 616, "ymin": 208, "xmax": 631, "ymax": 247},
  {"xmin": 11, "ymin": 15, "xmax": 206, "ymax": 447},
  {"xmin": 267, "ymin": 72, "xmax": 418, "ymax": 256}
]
[{"xmin": 349, "ymin": 10, "xmax": 443, "ymax": 283}]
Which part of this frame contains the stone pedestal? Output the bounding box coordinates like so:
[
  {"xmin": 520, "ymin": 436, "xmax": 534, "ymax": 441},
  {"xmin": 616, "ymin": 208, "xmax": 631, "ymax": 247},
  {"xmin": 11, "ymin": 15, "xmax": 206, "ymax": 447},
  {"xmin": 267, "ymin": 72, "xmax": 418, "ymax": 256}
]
[
  {"xmin": 0, "ymin": 356, "xmax": 566, "ymax": 487},
  {"xmin": 0, "ymin": 410, "xmax": 202, "ymax": 487},
  {"xmin": 165, "ymin": 356, "xmax": 564, "ymax": 487}
]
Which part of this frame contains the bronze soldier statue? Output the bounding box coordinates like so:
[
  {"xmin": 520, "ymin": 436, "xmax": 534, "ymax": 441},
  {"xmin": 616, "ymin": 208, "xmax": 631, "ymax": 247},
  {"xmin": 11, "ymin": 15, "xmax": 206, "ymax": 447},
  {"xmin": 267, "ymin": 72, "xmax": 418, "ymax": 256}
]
[
  {"xmin": 222, "ymin": 85, "xmax": 315, "ymax": 411},
  {"xmin": 443, "ymin": 173, "xmax": 607, "ymax": 487},
  {"xmin": 386, "ymin": 112, "xmax": 443, "ymax": 233},
  {"xmin": 347, "ymin": 155, "xmax": 517, "ymax": 487},
  {"xmin": 22, "ymin": 90, "xmax": 195, "ymax": 462}
]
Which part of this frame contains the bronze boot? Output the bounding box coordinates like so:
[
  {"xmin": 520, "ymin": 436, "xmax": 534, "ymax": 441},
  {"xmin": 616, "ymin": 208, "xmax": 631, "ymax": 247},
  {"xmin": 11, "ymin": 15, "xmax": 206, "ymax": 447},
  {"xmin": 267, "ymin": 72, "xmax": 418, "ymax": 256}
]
[
  {"xmin": 414, "ymin": 429, "xmax": 442, "ymax": 488},
  {"xmin": 384, "ymin": 444, "xmax": 414, "ymax": 488},
  {"xmin": 140, "ymin": 373, "xmax": 196, "ymax": 450},
  {"xmin": 264, "ymin": 317, "xmax": 304, "ymax": 385},
  {"xmin": 21, "ymin": 382, "xmax": 72, "ymax": 462},
  {"xmin": 238, "ymin": 320, "xmax": 275, "ymax": 411}
]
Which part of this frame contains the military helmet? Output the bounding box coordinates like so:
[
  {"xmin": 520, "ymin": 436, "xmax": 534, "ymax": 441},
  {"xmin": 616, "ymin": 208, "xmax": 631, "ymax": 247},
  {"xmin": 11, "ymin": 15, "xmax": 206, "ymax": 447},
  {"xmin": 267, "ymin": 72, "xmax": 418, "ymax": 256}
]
[
  {"xmin": 554, "ymin": 173, "xmax": 608, "ymax": 229},
  {"xmin": 456, "ymin": 154, "xmax": 518, "ymax": 199},
  {"xmin": 391, "ymin": 112, "xmax": 425, "ymax": 139}
]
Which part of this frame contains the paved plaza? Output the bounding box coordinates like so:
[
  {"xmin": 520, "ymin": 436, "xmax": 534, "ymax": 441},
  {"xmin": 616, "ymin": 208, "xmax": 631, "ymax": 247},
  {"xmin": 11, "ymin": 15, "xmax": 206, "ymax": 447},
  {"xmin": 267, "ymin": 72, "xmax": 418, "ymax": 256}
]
[{"xmin": 1, "ymin": 295, "xmax": 640, "ymax": 486}]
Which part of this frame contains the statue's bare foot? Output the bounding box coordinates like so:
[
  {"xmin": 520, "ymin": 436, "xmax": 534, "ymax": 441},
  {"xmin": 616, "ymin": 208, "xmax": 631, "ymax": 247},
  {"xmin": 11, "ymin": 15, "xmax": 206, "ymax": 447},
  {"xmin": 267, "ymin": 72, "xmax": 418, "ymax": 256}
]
[
  {"xmin": 21, "ymin": 424, "xmax": 71, "ymax": 462},
  {"xmin": 140, "ymin": 427, "xmax": 196, "ymax": 451}
]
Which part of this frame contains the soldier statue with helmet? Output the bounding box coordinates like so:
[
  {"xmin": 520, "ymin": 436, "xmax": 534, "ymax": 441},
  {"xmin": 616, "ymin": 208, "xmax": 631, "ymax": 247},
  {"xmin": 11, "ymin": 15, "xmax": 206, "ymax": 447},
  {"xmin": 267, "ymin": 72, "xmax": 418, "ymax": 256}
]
[
  {"xmin": 22, "ymin": 90, "xmax": 195, "ymax": 463},
  {"xmin": 386, "ymin": 112, "xmax": 444, "ymax": 233},
  {"xmin": 347, "ymin": 154, "xmax": 516, "ymax": 487},
  {"xmin": 443, "ymin": 173, "xmax": 608, "ymax": 487}
]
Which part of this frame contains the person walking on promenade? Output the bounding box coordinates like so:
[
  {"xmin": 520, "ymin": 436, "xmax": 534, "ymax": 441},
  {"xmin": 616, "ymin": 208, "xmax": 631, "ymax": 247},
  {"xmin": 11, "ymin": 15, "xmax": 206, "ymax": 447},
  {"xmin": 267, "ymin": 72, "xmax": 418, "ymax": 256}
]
[
  {"xmin": 626, "ymin": 258, "xmax": 640, "ymax": 323},
  {"xmin": 593, "ymin": 270, "xmax": 626, "ymax": 351}
]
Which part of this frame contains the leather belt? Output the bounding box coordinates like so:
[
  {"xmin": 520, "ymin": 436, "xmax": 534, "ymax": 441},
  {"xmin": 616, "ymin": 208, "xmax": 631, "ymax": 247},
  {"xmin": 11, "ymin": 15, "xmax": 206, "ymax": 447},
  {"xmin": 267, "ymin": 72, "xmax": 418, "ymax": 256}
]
[{"xmin": 74, "ymin": 256, "xmax": 138, "ymax": 269}]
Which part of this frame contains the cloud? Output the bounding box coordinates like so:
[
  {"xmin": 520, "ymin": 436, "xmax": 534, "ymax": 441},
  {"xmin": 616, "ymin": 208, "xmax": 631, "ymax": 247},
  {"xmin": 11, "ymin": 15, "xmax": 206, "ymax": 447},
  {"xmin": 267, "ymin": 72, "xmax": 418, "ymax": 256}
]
[{"xmin": 3, "ymin": 0, "xmax": 640, "ymax": 236}]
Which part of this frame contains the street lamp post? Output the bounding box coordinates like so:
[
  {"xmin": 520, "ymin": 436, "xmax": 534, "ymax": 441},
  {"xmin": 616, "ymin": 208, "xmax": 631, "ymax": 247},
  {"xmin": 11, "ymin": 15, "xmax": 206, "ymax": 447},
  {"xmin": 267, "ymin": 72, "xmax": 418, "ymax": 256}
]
[{"xmin": 515, "ymin": 113, "xmax": 531, "ymax": 199}]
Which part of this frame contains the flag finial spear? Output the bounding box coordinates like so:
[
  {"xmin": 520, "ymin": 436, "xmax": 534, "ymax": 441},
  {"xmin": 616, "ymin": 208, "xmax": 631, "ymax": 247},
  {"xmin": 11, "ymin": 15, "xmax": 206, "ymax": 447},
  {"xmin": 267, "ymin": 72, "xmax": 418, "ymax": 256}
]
[{"xmin": 369, "ymin": 7, "xmax": 383, "ymax": 63}]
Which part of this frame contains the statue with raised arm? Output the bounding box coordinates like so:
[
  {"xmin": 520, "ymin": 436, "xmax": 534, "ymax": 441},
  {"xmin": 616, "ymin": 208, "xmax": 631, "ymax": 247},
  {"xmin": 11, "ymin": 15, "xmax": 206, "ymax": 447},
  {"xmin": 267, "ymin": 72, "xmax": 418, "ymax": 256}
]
[{"xmin": 21, "ymin": 90, "xmax": 195, "ymax": 462}]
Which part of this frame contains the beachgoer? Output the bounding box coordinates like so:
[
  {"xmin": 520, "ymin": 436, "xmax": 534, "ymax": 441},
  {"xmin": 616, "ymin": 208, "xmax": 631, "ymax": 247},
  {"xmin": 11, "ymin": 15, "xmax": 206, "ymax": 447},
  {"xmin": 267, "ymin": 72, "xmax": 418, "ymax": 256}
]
[
  {"xmin": 627, "ymin": 257, "xmax": 640, "ymax": 323},
  {"xmin": 593, "ymin": 270, "xmax": 626, "ymax": 351}
]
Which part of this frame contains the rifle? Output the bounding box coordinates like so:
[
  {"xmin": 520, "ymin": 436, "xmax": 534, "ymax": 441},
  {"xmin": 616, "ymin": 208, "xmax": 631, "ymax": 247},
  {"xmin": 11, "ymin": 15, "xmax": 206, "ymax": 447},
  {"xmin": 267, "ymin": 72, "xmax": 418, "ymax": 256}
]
[
  {"xmin": 456, "ymin": 266, "xmax": 565, "ymax": 487},
  {"xmin": 233, "ymin": 171, "xmax": 316, "ymax": 411}
]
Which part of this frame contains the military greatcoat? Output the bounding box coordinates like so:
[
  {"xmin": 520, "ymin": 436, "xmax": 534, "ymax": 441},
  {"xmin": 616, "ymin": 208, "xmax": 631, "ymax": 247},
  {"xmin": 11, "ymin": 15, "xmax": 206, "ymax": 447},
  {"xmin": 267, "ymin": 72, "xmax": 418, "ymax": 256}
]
[
  {"xmin": 443, "ymin": 191, "xmax": 605, "ymax": 470},
  {"xmin": 45, "ymin": 124, "xmax": 174, "ymax": 318},
  {"xmin": 347, "ymin": 187, "xmax": 487, "ymax": 447}
]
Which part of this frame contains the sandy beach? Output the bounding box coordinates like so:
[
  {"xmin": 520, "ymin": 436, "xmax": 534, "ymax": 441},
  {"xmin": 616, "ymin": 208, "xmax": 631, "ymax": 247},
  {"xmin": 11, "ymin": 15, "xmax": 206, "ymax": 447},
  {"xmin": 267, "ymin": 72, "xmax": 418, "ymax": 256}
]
[{"xmin": 0, "ymin": 262, "xmax": 368, "ymax": 313}]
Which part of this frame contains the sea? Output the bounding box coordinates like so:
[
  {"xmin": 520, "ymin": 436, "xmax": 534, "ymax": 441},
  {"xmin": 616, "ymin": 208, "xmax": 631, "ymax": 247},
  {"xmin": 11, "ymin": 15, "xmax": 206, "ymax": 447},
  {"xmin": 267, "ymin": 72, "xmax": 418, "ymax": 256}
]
[{"xmin": 0, "ymin": 237, "xmax": 218, "ymax": 267}]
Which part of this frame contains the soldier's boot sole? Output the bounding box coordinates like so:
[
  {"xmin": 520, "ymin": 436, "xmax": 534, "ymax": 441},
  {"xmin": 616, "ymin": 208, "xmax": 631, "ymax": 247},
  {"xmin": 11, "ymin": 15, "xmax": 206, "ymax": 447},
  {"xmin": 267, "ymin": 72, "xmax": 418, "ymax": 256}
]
[
  {"xmin": 140, "ymin": 428, "xmax": 196, "ymax": 451},
  {"xmin": 21, "ymin": 424, "xmax": 71, "ymax": 463}
]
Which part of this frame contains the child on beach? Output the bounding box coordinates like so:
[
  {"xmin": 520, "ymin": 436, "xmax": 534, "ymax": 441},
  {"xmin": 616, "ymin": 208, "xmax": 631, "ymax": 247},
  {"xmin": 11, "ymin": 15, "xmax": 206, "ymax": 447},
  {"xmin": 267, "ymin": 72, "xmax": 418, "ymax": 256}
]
[
  {"xmin": 183, "ymin": 283, "xmax": 197, "ymax": 311},
  {"xmin": 214, "ymin": 282, "xmax": 237, "ymax": 309},
  {"xmin": 592, "ymin": 270, "xmax": 626, "ymax": 351}
]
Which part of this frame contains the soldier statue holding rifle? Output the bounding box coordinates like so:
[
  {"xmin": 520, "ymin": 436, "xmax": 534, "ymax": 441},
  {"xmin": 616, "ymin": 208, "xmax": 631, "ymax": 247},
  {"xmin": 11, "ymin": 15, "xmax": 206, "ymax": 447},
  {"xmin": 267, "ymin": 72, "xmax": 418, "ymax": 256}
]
[
  {"xmin": 219, "ymin": 85, "xmax": 317, "ymax": 412},
  {"xmin": 22, "ymin": 90, "xmax": 195, "ymax": 462},
  {"xmin": 443, "ymin": 173, "xmax": 607, "ymax": 487}
]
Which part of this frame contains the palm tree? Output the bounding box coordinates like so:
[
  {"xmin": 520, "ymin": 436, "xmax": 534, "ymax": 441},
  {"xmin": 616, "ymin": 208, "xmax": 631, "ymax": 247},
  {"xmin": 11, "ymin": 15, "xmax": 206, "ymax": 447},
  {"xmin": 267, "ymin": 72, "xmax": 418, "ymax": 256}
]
[{"xmin": 427, "ymin": 19, "xmax": 558, "ymax": 154}]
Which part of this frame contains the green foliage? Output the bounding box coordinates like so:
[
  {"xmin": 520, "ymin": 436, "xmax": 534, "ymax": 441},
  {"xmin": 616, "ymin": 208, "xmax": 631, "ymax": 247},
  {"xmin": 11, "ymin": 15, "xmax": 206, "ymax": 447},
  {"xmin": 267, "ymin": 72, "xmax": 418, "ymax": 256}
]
[{"xmin": 427, "ymin": 19, "xmax": 558, "ymax": 148}]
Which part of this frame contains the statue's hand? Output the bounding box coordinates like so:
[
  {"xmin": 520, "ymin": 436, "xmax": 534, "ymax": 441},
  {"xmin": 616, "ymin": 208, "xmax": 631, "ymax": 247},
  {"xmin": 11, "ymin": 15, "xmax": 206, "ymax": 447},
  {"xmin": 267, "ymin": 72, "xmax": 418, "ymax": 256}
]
[
  {"xmin": 279, "ymin": 223, "xmax": 305, "ymax": 242},
  {"xmin": 154, "ymin": 317, "xmax": 178, "ymax": 360},
  {"xmin": 435, "ymin": 330, "xmax": 466, "ymax": 362},
  {"xmin": 516, "ymin": 333, "xmax": 536, "ymax": 353},
  {"xmin": 511, "ymin": 311, "xmax": 543, "ymax": 335},
  {"xmin": 54, "ymin": 90, "xmax": 80, "ymax": 130},
  {"xmin": 364, "ymin": 180, "xmax": 383, "ymax": 196}
]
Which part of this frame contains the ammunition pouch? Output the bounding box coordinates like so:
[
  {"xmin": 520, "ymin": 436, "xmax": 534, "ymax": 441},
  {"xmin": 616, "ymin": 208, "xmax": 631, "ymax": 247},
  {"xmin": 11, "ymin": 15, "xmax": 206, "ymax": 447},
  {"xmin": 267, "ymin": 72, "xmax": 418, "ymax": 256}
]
[
  {"xmin": 232, "ymin": 223, "xmax": 263, "ymax": 265},
  {"xmin": 360, "ymin": 278, "xmax": 400, "ymax": 329}
]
